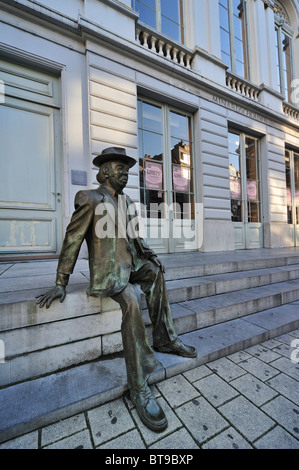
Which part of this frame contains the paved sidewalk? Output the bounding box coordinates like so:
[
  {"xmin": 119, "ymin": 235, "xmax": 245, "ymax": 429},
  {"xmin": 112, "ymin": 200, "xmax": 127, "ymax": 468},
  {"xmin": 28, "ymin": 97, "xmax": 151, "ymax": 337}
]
[{"xmin": 1, "ymin": 328, "xmax": 298, "ymax": 450}]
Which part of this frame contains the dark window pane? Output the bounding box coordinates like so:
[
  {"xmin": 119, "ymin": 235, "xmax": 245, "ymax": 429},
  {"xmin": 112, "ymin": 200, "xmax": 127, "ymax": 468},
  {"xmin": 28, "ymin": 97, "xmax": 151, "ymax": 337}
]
[
  {"xmin": 161, "ymin": 0, "xmax": 179, "ymax": 23},
  {"xmin": 135, "ymin": 0, "xmax": 156, "ymax": 28},
  {"xmin": 172, "ymin": 192, "xmax": 194, "ymax": 219},
  {"xmin": 246, "ymin": 160, "xmax": 257, "ymax": 181},
  {"xmin": 161, "ymin": 16, "xmax": 180, "ymax": 42},
  {"xmin": 275, "ymin": 28, "xmax": 281, "ymax": 92},
  {"xmin": 248, "ymin": 202, "xmax": 260, "ymax": 223},
  {"xmin": 138, "ymin": 130, "xmax": 143, "ymax": 157},
  {"xmin": 170, "ymin": 112, "xmax": 190, "ymax": 140},
  {"xmin": 143, "ymin": 189, "xmax": 165, "ymax": 218},
  {"xmin": 171, "ymin": 138, "xmax": 192, "ymax": 167},
  {"xmin": 228, "ymin": 133, "xmax": 241, "ymax": 178},
  {"xmin": 233, "ymin": 14, "xmax": 243, "ymax": 41},
  {"xmin": 221, "ymin": 51, "xmax": 231, "ymax": 67},
  {"xmin": 294, "ymin": 154, "xmax": 299, "ymax": 192},
  {"xmin": 220, "ymin": 0, "xmax": 248, "ymax": 78},
  {"xmin": 235, "ymin": 59, "xmax": 245, "ymax": 77},
  {"xmin": 219, "ymin": 4, "xmax": 229, "ymax": 31},
  {"xmin": 285, "ymin": 150, "xmax": 292, "ymax": 224},
  {"xmin": 139, "ymin": 157, "xmax": 144, "ymax": 187},
  {"xmin": 229, "ymin": 156, "xmax": 240, "ymax": 176},
  {"xmin": 234, "ymin": 38, "xmax": 244, "ymax": 63},
  {"xmin": 287, "ymin": 205, "xmax": 293, "ymax": 224},
  {"xmin": 136, "ymin": 0, "xmax": 155, "ymax": 8},
  {"xmin": 231, "ymin": 199, "xmax": 242, "ymax": 222},
  {"xmin": 282, "ymin": 33, "xmax": 292, "ymax": 101},
  {"xmin": 232, "ymin": 0, "xmax": 243, "ymax": 17},
  {"xmin": 220, "ymin": 29, "xmax": 231, "ymax": 56},
  {"xmin": 246, "ymin": 138, "xmax": 258, "ymax": 180},
  {"xmin": 219, "ymin": 0, "xmax": 228, "ymax": 8},
  {"xmin": 143, "ymin": 131, "xmax": 163, "ymax": 161},
  {"xmin": 142, "ymin": 102, "xmax": 162, "ymax": 133}
]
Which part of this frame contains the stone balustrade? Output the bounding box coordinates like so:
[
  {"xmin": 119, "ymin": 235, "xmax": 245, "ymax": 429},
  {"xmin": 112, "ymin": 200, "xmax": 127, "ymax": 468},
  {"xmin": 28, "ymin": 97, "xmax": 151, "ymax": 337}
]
[
  {"xmin": 283, "ymin": 102, "xmax": 299, "ymax": 121},
  {"xmin": 226, "ymin": 72, "xmax": 261, "ymax": 101},
  {"xmin": 136, "ymin": 24, "xmax": 193, "ymax": 69}
]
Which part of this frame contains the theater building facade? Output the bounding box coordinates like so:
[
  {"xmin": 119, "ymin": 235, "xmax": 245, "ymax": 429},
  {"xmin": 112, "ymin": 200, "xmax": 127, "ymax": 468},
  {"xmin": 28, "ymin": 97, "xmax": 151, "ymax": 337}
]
[{"xmin": 0, "ymin": 0, "xmax": 298, "ymax": 258}]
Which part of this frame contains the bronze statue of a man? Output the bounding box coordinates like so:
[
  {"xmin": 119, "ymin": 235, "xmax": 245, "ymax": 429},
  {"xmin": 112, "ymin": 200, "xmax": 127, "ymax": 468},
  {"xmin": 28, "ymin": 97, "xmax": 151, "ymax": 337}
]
[{"xmin": 36, "ymin": 147, "xmax": 197, "ymax": 433}]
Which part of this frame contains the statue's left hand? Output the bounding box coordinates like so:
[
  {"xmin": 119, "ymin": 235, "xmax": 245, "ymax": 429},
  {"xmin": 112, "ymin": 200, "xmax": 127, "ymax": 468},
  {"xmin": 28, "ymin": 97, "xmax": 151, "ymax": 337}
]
[{"xmin": 35, "ymin": 285, "xmax": 66, "ymax": 309}]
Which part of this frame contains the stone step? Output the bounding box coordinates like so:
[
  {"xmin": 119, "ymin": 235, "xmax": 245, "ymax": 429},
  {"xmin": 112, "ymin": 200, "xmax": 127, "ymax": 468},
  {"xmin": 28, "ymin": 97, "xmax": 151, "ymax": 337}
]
[
  {"xmin": 2, "ymin": 248, "xmax": 299, "ymax": 304},
  {"xmin": 1, "ymin": 268, "xmax": 299, "ymax": 389},
  {"xmin": 2, "ymin": 262, "xmax": 299, "ymax": 323},
  {"xmin": 167, "ymin": 278, "xmax": 299, "ymax": 334},
  {"xmin": 162, "ymin": 264, "xmax": 299, "ymax": 306},
  {"xmin": 161, "ymin": 250, "xmax": 299, "ymax": 281},
  {"xmin": 0, "ymin": 301, "xmax": 298, "ymax": 445}
]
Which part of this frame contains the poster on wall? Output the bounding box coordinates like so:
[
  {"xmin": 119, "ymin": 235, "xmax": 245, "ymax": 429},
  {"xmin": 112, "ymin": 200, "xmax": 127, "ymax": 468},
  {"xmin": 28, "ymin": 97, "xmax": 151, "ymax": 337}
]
[
  {"xmin": 247, "ymin": 180, "xmax": 257, "ymax": 201},
  {"xmin": 173, "ymin": 166, "xmax": 189, "ymax": 192},
  {"xmin": 145, "ymin": 161, "xmax": 163, "ymax": 190},
  {"xmin": 230, "ymin": 178, "xmax": 241, "ymax": 199}
]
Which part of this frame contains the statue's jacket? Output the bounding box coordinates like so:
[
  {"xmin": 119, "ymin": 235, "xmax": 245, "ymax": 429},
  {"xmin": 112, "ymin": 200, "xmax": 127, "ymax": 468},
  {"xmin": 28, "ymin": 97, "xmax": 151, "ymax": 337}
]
[{"xmin": 56, "ymin": 186, "xmax": 155, "ymax": 297}]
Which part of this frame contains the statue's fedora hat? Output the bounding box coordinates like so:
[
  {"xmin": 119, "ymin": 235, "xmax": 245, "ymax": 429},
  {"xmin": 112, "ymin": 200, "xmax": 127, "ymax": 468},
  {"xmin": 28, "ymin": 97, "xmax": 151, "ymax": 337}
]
[{"xmin": 93, "ymin": 147, "xmax": 137, "ymax": 169}]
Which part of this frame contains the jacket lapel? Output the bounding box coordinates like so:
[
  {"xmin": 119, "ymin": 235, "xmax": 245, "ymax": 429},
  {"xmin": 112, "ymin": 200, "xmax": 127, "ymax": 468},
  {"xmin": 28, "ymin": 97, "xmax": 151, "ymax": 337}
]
[{"xmin": 98, "ymin": 187, "xmax": 127, "ymax": 239}]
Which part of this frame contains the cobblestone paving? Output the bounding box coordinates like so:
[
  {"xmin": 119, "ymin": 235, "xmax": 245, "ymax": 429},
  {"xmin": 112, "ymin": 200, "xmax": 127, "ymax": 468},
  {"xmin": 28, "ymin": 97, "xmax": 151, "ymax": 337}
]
[{"xmin": 1, "ymin": 329, "xmax": 299, "ymax": 450}]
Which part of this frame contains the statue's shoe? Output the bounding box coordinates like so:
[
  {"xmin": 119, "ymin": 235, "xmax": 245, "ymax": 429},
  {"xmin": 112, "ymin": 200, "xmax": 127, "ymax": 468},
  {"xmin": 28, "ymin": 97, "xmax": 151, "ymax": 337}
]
[
  {"xmin": 130, "ymin": 385, "xmax": 167, "ymax": 432},
  {"xmin": 154, "ymin": 338, "xmax": 197, "ymax": 358}
]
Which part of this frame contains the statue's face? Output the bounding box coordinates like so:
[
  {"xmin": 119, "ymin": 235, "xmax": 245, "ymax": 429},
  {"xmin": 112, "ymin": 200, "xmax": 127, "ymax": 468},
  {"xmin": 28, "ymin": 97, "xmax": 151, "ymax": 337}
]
[{"xmin": 107, "ymin": 160, "xmax": 130, "ymax": 193}]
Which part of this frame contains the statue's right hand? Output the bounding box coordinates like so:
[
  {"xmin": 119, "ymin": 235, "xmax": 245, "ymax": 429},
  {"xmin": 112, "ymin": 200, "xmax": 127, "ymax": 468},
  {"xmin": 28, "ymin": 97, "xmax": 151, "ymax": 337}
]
[{"xmin": 35, "ymin": 285, "xmax": 66, "ymax": 309}]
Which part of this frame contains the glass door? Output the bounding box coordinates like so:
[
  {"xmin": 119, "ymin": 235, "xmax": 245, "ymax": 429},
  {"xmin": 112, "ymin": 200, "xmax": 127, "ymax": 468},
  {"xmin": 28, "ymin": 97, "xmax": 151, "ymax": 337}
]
[
  {"xmin": 229, "ymin": 131, "xmax": 262, "ymax": 249},
  {"xmin": 138, "ymin": 99, "xmax": 195, "ymax": 253},
  {"xmin": 285, "ymin": 149, "xmax": 299, "ymax": 246},
  {"xmin": 169, "ymin": 110, "xmax": 195, "ymax": 252}
]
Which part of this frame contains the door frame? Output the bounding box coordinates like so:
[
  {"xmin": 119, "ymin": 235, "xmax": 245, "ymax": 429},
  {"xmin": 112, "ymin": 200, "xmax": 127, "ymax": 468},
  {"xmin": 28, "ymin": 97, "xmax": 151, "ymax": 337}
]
[
  {"xmin": 285, "ymin": 148, "xmax": 299, "ymax": 246},
  {"xmin": 229, "ymin": 129, "xmax": 263, "ymax": 250},
  {"xmin": 137, "ymin": 97, "xmax": 197, "ymax": 253},
  {"xmin": 0, "ymin": 58, "xmax": 63, "ymax": 258}
]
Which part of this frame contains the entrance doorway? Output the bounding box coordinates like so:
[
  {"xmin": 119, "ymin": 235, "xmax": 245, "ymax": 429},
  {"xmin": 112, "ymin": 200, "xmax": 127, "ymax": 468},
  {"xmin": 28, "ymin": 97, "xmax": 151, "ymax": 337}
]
[
  {"xmin": 285, "ymin": 148, "xmax": 299, "ymax": 246},
  {"xmin": 0, "ymin": 59, "xmax": 62, "ymax": 257},
  {"xmin": 137, "ymin": 99, "xmax": 196, "ymax": 253},
  {"xmin": 229, "ymin": 130, "xmax": 263, "ymax": 249}
]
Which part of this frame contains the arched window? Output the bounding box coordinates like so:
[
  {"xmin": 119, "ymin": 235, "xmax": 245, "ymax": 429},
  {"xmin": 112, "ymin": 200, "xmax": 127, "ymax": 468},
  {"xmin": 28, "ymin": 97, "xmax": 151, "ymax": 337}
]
[
  {"xmin": 218, "ymin": 0, "xmax": 249, "ymax": 79},
  {"xmin": 274, "ymin": 1, "xmax": 294, "ymax": 102},
  {"xmin": 133, "ymin": 0, "xmax": 185, "ymax": 44}
]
